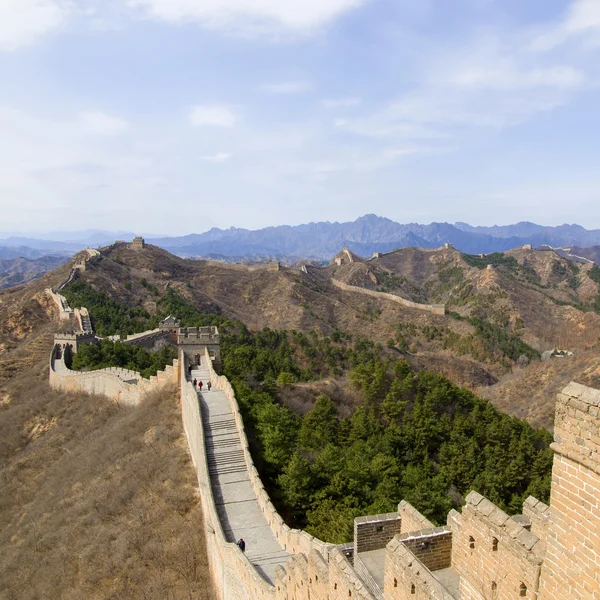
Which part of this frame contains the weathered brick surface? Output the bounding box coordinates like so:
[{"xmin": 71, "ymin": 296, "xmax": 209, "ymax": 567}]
[
  {"xmin": 522, "ymin": 496, "xmax": 550, "ymax": 544},
  {"xmin": 355, "ymin": 513, "xmax": 402, "ymax": 554},
  {"xmin": 449, "ymin": 492, "xmax": 543, "ymax": 600},
  {"xmin": 398, "ymin": 501, "xmax": 435, "ymax": 535},
  {"xmin": 397, "ymin": 528, "xmax": 452, "ymax": 572},
  {"xmin": 383, "ymin": 537, "xmax": 455, "ymax": 600},
  {"xmin": 538, "ymin": 383, "xmax": 600, "ymax": 600}
]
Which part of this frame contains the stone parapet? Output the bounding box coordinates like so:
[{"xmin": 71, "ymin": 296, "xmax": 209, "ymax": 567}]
[
  {"xmin": 354, "ymin": 513, "xmax": 402, "ymax": 554},
  {"xmin": 384, "ymin": 537, "xmax": 456, "ymax": 600},
  {"xmin": 449, "ymin": 492, "xmax": 543, "ymax": 600},
  {"xmin": 398, "ymin": 500, "xmax": 435, "ymax": 534},
  {"xmin": 522, "ymin": 496, "xmax": 550, "ymax": 543},
  {"xmin": 551, "ymin": 381, "xmax": 600, "ymax": 475},
  {"xmin": 396, "ymin": 528, "xmax": 452, "ymax": 572}
]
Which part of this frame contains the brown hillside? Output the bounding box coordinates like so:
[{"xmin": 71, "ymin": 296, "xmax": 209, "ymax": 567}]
[{"xmin": 0, "ymin": 270, "xmax": 215, "ymax": 600}]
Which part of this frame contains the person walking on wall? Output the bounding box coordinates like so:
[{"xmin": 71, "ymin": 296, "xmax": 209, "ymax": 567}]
[
  {"xmin": 188, "ymin": 364, "xmax": 192, "ymax": 376},
  {"xmin": 237, "ymin": 538, "xmax": 245, "ymax": 552},
  {"xmin": 193, "ymin": 378, "xmax": 197, "ymax": 388},
  {"xmin": 198, "ymin": 380, "xmax": 203, "ymax": 391},
  {"xmin": 207, "ymin": 381, "xmax": 212, "ymax": 391}
]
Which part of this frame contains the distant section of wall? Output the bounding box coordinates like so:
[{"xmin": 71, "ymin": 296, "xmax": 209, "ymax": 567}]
[
  {"xmin": 49, "ymin": 346, "xmax": 178, "ymax": 406},
  {"xmin": 331, "ymin": 279, "xmax": 445, "ymax": 315},
  {"xmin": 45, "ymin": 288, "xmax": 73, "ymax": 320}
]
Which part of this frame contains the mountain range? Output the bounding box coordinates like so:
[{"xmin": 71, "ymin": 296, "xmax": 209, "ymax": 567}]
[{"xmin": 3, "ymin": 216, "xmax": 600, "ymax": 262}]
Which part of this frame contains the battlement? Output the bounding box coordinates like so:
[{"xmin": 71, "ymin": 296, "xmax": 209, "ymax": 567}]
[
  {"xmin": 177, "ymin": 326, "xmax": 220, "ymax": 342},
  {"xmin": 54, "ymin": 331, "xmax": 98, "ymax": 352},
  {"xmin": 552, "ymin": 381, "xmax": 600, "ymax": 474}
]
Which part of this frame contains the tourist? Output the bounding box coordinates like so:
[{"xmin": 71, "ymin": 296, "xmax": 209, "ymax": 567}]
[
  {"xmin": 207, "ymin": 381, "xmax": 212, "ymax": 391},
  {"xmin": 199, "ymin": 381, "xmax": 203, "ymax": 391},
  {"xmin": 188, "ymin": 364, "xmax": 192, "ymax": 376},
  {"xmin": 193, "ymin": 378, "xmax": 197, "ymax": 388},
  {"xmin": 237, "ymin": 538, "xmax": 245, "ymax": 553}
]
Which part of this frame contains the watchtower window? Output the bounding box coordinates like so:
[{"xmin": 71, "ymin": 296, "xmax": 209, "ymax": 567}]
[
  {"xmin": 492, "ymin": 582, "xmax": 497, "ymax": 590},
  {"xmin": 520, "ymin": 583, "xmax": 527, "ymax": 597},
  {"xmin": 376, "ymin": 525, "xmax": 384, "ymax": 532},
  {"xmin": 411, "ymin": 584, "xmax": 416, "ymax": 594},
  {"xmin": 469, "ymin": 536, "xmax": 475, "ymax": 549},
  {"xmin": 492, "ymin": 537, "xmax": 498, "ymax": 551},
  {"xmin": 394, "ymin": 578, "xmax": 398, "ymax": 588}
]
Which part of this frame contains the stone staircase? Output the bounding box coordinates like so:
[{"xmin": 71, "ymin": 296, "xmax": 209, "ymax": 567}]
[
  {"xmin": 191, "ymin": 362, "xmax": 290, "ymax": 585},
  {"xmin": 80, "ymin": 313, "xmax": 92, "ymax": 332}
]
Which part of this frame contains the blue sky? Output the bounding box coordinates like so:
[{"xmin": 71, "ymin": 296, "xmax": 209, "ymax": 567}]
[{"xmin": 0, "ymin": 0, "xmax": 599, "ymax": 235}]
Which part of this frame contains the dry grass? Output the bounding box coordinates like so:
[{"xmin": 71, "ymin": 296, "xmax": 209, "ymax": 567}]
[
  {"xmin": 478, "ymin": 350, "xmax": 600, "ymax": 430},
  {"xmin": 0, "ymin": 379, "xmax": 213, "ymax": 600}
]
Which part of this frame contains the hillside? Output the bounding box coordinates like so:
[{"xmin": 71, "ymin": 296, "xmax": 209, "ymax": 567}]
[
  {"xmin": 0, "ymin": 265, "xmax": 214, "ymax": 599},
  {"xmin": 52, "ymin": 241, "xmax": 600, "ymax": 429},
  {"xmin": 0, "ymin": 256, "xmax": 68, "ymax": 290}
]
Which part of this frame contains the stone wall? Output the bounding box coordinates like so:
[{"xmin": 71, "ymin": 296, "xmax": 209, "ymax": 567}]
[
  {"xmin": 398, "ymin": 500, "xmax": 435, "ymax": 534},
  {"xmin": 396, "ymin": 528, "xmax": 452, "ymax": 572},
  {"xmin": 354, "ymin": 513, "xmax": 402, "ymax": 554},
  {"xmin": 45, "ymin": 288, "xmax": 73, "ymax": 320},
  {"xmin": 331, "ymin": 280, "xmax": 445, "ymax": 316},
  {"xmin": 448, "ymin": 492, "xmax": 544, "ymax": 600},
  {"xmin": 539, "ymin": 382, "xmax": 600, "ymax": 600},
  {"xmin": 522, "ymin": 496, "xmax": 550, "ymax": 543},
  {"xmin": 123, "ymin": 328, "xmax": 173, "ymax": 351},
  {"xmin": 49, "ymin": 346, "xmax": 179, "ymax": 406},
  {"xmin": 384, "ymin": 537, "xmax": 455, "ymax": 600}
]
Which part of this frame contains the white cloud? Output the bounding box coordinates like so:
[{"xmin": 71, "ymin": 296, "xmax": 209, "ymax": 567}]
[
  {"xmin": 190, "ymin": 105, "xmax": 239, "ymax": 127},
  {"xmin": 262, "ymin": 81, "xmax": 311, "ymax": 94},
  {"xmin": 199, "ymin": 152, "xmax": 233, "ymax": 163},
  {"xmin": 79, "ymin": 111, "xmax": 130, "ymax": 136},
  {"xmin": 322, "ymin": 97, "xmax": 362, "ymax": 108},
  {"xmin": 531, "ymin": 0, "xmax": 600, "ymax": 50},
  {"xmin": 127, "ymin": 0, "xmax": 368, "ymax": 33},
  {"xmin": 447, "ymin": 64, "xmax": 585, "ymax": 90},
  {"xmin": 337, "ymin": 31, "xmax": 589, "ymax": 143},
  {"xmin": 0, "ymin": 0, "xmax": 68, "ymax": 51}
]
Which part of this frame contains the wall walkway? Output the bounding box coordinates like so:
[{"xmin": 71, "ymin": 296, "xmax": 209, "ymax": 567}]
[{"xmin": 191, "ymin": 360, "xmax": 291, "ymax": 584}]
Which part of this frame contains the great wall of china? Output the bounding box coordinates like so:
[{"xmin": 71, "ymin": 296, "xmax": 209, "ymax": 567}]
[{"xmin": 45, "ymin": 243, "xmax": 599, "ymax": 600}]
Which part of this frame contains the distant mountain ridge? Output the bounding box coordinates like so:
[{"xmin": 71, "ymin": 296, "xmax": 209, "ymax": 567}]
[
  {"xmin": 3, "ymin": 216, "xmax": 600, "ymax": 263},
  {"xmin": 148, "ymin": 215, "xmax": 600, "ymax": 261}
]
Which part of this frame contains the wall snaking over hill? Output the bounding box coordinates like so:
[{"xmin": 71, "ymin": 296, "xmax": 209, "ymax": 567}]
[{"xmin": 331, "ymin": 279, "xmax": 446, "ymax": 315}]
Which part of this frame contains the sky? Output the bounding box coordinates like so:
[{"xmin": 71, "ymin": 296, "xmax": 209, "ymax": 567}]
[{"xmin": 0, "ymin": 0, "xmax": 599, "ymax": 236}]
